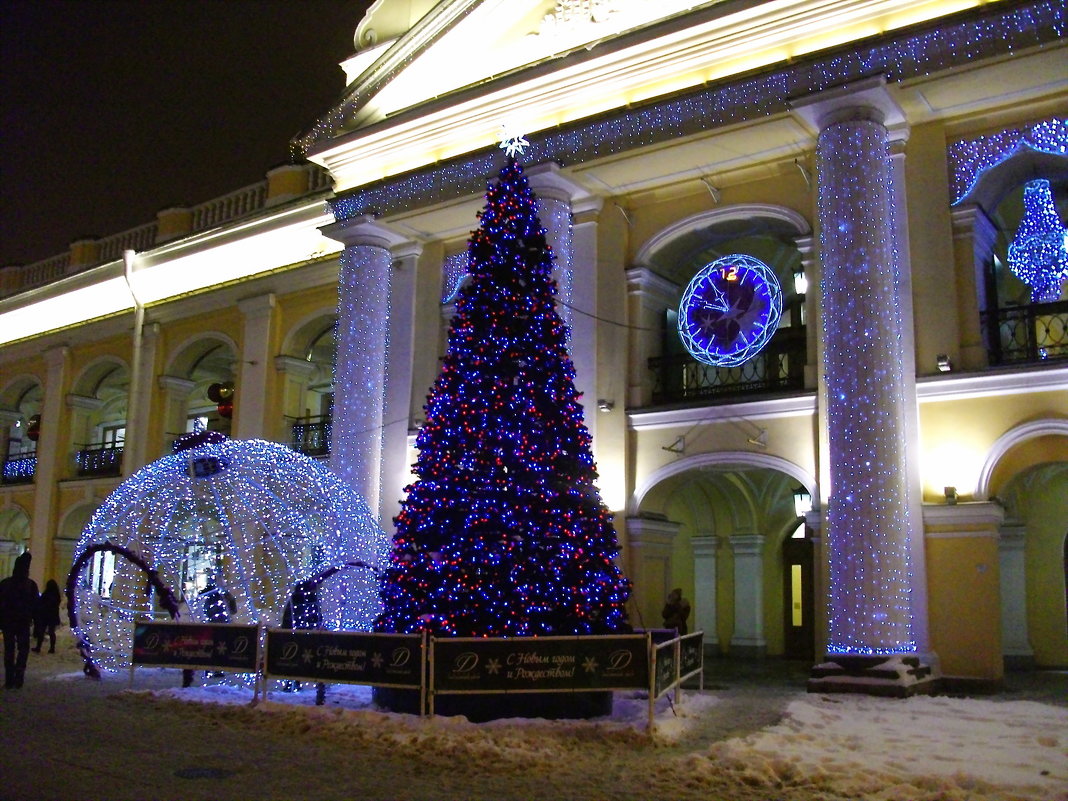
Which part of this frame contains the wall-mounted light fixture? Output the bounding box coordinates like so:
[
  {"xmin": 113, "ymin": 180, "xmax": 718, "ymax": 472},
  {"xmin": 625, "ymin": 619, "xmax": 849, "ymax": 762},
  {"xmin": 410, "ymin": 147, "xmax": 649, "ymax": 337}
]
[
  {"xmin": 936, "ymin": 354, "xmax": 952, "ymax": 372},
  {"xmin": 597, "ymin": 399, "xmax": 614, "ymax": 413},
  {"xmin": 792, "ymin": 485, "xmax": 812, "ymax": 518},
  {"xmin": 793, "ymin": 266, "xmax": 809, "ymax": 295}
]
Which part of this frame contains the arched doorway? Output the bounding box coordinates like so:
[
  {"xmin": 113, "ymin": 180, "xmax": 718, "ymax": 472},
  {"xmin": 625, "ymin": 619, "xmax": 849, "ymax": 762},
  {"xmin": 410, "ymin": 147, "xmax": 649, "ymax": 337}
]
[{"xmin": 630, "ymin": 455, "xmax": 817, "ymax": 660}]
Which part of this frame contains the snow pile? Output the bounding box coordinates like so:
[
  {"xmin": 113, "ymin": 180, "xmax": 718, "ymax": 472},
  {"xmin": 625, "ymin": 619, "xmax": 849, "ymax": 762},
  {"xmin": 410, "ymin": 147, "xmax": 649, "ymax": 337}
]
[
  {"xmin": 700, "ymin": 692, "xmax": 1068, "ymax": 801},
  {"xmin": 130, "ymin": 674, "xmax": 1068, "ymax": 801},
  {"xmin": 31, "ymin": 639, "xmax": 1068, "ymax": 801}
]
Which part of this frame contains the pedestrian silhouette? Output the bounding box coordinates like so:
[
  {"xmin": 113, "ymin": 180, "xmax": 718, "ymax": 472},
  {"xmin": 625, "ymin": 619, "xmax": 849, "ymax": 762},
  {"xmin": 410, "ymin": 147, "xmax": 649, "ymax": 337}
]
[
  {"xmin": 33, "ymin": 579, "xmax": 62, "ymax": 654},
  {"xmin": 0, "ymin": 552, "xmax": 41, "ymax": 688}
]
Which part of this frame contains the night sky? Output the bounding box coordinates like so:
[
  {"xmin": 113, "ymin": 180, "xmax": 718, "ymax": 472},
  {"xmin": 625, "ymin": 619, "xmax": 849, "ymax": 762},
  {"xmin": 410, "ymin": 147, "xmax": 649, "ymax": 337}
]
[{"xmin": 1, "ymin": 0, "xmax": 374, "ymax": 267}]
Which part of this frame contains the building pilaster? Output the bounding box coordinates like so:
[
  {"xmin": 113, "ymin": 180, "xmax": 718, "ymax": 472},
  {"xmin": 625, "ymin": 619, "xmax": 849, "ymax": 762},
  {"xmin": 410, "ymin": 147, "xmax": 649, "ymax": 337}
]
[
  {"xmin": 30, "ymin": 345, "xmax": 70, "ymax": 582},
  {"xmin": 234, "ymin": 293, "xmax": 277, "ymax": 441}
]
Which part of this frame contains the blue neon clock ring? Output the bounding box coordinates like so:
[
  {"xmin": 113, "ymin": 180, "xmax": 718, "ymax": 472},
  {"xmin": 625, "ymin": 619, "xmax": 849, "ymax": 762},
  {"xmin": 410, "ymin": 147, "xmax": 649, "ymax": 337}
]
[{"xmin": 678, "ymin": 254, "xmax": 783, "ymax": 367}]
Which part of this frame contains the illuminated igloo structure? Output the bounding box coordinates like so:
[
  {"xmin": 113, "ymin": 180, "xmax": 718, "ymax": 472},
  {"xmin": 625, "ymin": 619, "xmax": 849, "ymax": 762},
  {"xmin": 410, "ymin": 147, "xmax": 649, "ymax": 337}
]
[{"xmin": 70, "ymin": 432, "xmax": 387, "ymax": 671}]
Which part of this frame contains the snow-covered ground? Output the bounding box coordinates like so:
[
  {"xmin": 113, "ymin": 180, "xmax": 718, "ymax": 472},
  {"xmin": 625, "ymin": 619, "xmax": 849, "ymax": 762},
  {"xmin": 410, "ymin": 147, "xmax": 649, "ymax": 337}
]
[{"xmin": 2, "ymin": 634, "xmax": 1065, "ymax": 801}]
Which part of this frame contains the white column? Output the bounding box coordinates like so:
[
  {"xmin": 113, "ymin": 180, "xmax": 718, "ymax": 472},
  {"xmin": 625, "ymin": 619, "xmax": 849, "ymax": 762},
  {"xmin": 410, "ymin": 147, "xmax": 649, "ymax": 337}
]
[
  {"xmin": 234, "ymin": 293, "xmax": 277, "ymax": 440},
  {"xmin": 29, "ymin": 345, "xmax": 70, "ymax": 583},
  {"xmin": 157, "ymin": 375, "xmax": 196, "ymax": 449},
  {"xmin": 320, "ymin": 215, "xmax": 413, "ymax": 519},
  {"xmin": 380, "ymin": 243, "xmax": 423, "ymax": 528},
  {"xmin": 729, "ymin": 533, "xmax": 766, "ymax": 655},
  {"xmin": 691, "ymin": 534, "xmax": 719, "ymax": 647},
  {"xmin": 793, "ymin": 79, "xmax": 921, "ymax": 657},
  {"xmin": 124, "ymin": 322, "xmax": 160, "ymax": 475},
  {"xmin": 998, "ymin": 522, "xmax": 1033, "ymax": 665}
]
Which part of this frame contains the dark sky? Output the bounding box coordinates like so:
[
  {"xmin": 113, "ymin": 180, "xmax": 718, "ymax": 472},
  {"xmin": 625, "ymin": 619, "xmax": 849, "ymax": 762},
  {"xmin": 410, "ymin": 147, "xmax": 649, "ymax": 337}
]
[{"xmin": 1, "ymin": 0, "xmax": 373, "ymax": 267}]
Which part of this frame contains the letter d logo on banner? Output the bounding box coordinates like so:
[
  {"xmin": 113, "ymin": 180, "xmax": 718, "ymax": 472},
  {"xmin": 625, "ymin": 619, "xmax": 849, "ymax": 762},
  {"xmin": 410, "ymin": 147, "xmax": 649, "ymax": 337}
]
[{"xmin": 453, "ymin": 651, "xmax": 479, "ymax": 674}]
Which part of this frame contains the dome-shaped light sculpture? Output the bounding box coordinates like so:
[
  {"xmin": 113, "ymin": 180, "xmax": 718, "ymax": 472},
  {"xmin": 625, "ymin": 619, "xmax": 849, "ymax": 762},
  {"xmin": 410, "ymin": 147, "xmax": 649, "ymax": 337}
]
[{"xmin": 68, "ymin": 433, "xmax": 387, "ymax": 673}]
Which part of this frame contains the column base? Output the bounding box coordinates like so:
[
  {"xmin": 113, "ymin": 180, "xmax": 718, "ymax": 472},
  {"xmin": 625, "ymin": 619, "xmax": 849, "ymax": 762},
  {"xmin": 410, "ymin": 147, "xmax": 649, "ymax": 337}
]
[{"xmin": 808, "ymin": 654, "xmax": 939, "ymax": 698}]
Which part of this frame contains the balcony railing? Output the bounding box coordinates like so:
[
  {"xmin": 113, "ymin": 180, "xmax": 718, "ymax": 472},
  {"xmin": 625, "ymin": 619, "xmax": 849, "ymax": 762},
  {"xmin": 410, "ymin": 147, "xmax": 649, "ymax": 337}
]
[
  {"xmin": 982, "ymin": 300, "xmax": 1068, "ymax": 366},
  {"xmin": 290, "ymin": 416, "xmax": 332, "ymax": 457},
  {"xmin": 2, "ymin": 452, "xmax": 36, "ymax": 485},
  {"xmin": 74, "ymin": 444, "xmax": 124, "ymax": 478},
  {"xmin": 649, "ymin": 327, "xmax": 807, "ymax": 405}
]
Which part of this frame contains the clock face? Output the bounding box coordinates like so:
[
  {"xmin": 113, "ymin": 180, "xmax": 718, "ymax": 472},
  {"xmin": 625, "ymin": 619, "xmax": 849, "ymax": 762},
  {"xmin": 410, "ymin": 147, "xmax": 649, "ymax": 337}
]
[{"xmin": 677, "ymin": 254, "xmax": 783, "ymax": 367}]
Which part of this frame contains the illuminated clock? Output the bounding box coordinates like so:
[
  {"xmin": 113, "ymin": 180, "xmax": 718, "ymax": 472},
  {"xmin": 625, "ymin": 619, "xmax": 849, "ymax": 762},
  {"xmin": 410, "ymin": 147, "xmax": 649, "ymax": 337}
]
[{"xmin": 677, "ymin": 254, "xmax": 783, "ymax": 367}]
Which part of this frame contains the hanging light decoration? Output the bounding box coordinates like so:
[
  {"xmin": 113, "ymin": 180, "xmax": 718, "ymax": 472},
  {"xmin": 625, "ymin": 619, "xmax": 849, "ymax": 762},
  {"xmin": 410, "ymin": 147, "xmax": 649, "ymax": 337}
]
[{"xmin": 1006, "ymin": 178, "xmax": 1068, "ymax": 303}]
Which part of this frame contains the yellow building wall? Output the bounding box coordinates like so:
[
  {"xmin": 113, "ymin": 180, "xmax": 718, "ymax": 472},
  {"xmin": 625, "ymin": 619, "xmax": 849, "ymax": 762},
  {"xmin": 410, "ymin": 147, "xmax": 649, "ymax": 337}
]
[
  {"xmin": 925, "ymin": 523, "xmax": 1002, "ymax": 681},
  {"xmin": 919, "ymin": 392, "xmax": 1068, "ymax": 502}
]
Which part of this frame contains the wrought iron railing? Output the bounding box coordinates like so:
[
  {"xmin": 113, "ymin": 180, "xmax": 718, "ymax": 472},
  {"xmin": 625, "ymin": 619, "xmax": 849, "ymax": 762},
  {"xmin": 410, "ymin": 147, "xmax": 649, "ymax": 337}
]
[
  {"xmin": 981, "ymin": 300, "xmax": 1068, "ymax": 366},
  {"xmin": 649, "ymin": 327, "xmax": 807, "ymax": 405},
  {"xmin": 74, "ymin": 444, "xmax": 124, "ymax": 478},
  {"xmin": 2, "ymin": 452, "xmax": 36, "ymax": 485},
  {"xmin": 290, "ymin": 416, "xmax": 332, "ymax": 457}
]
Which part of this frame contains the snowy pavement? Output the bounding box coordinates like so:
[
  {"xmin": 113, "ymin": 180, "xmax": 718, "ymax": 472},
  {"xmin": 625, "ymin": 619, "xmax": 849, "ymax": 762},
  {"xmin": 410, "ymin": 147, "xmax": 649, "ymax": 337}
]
[{"xmin": 1, "ymin": 634, "xmax": 1065, "ymax": 801}]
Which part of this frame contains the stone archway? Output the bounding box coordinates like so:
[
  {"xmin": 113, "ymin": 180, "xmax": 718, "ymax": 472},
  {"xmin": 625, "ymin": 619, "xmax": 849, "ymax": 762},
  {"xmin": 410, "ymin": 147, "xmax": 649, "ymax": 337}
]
[{"xmin": 629, "ymin": 452, "xmax": 817, "ymax": 659}]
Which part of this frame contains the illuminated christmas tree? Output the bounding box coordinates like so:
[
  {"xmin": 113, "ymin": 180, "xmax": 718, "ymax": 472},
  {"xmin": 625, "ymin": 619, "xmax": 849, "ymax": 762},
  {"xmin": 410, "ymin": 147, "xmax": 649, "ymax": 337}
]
[{"xmin": 376, "ymin": 152, "xmax": 631, "ymax": 638}]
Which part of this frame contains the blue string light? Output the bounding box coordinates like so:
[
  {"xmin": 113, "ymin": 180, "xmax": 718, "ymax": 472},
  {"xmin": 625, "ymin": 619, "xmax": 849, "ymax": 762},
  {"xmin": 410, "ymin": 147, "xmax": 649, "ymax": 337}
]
[
  {"xmin": 72, "ymin": 437, "xmax": 387, "ymax": 672},
  {"xmin": 329, "ymin": 2, "xmax": 1064, "ymax": 223},
  {"xmin": 377, "ymin": 158, "xmax": 631, "ymax": 638}
]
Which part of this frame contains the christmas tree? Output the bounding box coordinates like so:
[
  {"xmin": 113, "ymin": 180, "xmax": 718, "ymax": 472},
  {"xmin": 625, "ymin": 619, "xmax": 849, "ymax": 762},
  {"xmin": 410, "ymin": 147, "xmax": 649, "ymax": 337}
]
[{"xmin": 376, "ymin": 154, "xmax": 631, "ymax": 638}]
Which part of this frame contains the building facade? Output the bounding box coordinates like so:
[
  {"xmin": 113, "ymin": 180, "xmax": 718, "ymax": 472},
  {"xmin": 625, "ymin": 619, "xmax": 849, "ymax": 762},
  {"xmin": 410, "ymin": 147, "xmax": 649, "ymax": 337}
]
[{"xmin": 1, "ymin": 0, "xmax": 1066, "ymax": 687}]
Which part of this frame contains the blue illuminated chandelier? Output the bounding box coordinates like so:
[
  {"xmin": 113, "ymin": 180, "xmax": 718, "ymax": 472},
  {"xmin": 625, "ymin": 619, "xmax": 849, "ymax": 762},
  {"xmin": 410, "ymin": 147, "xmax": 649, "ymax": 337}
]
[{"xmin": 1007, "ymin": 178, "xmax": 1068, "ymax": 303}]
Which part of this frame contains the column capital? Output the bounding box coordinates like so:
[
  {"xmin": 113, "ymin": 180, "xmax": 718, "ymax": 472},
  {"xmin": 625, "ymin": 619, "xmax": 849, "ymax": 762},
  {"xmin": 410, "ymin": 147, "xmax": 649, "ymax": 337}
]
[
  {"xmin": 790, "ymin": 76, "xmax": 906, "ymax": 138},
  {"xmin": 66, "ymin": 393, "xmax": 104, "ymax": 411},
  {"xmin": 691, "ymin": 534, "xmax": 718, "ymax": 557},
  {"xmin": 728, "ymin": 533, "xmax": 765, "ymax": 554},
  {"xmin": 950, "ymin": 203, "xmax": 998, "ymax": 250},
  {"xmin": 237, "ymin": 293, "xmax": 277, "ymax": 317},
  {"xmin": 43, "ymin": 345, "xmax": 70, "ymax": 369},
  {"xmin": 273, "ymin": 355, "xmax": 318, "ymax": 378},
  {"xmin": 157, "ymin": 375, "xmax": 196, "ymax": 397},
  {"xmin": 626, "ymin": 516, "xmax": 680, "ymax": 548},
  {"xmin": 526, "ymin": 162, "xmax": 601, "ymax": 213},
  {"xmin": 625, "ymin": 266, "xmax": 679, "ymax": 307},
  {"xmin": 320, "ymin": 215, "xmax": 415, "ymax": 252},
  {"xmin": 998, "ymin": 522, "xmax": 1027, "ymax": 550}
]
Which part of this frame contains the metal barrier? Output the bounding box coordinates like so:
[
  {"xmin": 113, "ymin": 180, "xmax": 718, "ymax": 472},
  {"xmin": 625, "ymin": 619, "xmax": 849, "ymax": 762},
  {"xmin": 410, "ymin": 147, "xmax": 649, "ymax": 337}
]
[{"xmin": 127, "ymin": 623, "xmax": 705, "ymax": 730}]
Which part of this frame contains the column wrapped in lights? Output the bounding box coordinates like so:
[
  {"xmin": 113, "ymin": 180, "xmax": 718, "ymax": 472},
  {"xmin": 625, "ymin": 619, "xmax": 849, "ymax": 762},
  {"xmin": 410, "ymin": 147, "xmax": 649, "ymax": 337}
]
[
  {"xmin": 817, "ymin": 108, "xmax": 917, "ymax": 656},
  {"xmin": 331, "ymin": 242, "xmax": 392, "ymax": 512}
]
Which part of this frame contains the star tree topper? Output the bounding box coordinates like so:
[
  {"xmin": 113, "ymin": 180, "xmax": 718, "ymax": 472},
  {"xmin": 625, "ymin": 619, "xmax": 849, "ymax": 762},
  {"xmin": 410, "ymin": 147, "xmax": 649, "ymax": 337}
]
[{"xmin": 499, "ymin": 126, "xmax": 530, "ymax": 158}]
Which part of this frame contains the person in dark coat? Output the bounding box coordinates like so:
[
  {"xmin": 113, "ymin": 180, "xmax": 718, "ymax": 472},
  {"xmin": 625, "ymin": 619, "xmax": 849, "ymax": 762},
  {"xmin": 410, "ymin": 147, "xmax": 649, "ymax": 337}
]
[
  {"xmin": 661, "ymin": 587, "xmax": 691, "ymax": 636},
  {"xmin": 0, "ymin": 552, "xmax": 40, "ymax": 688},
  {"xmin": 32, "ymin": 579, "xmax": 62, "ymax": 654}
]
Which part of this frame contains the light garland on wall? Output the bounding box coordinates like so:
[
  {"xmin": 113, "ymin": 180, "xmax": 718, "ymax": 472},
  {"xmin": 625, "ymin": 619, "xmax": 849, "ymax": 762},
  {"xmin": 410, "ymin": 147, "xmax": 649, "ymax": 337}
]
[
  {"xmin": 329, "ymin": 2, "xmax": 1064, "ymax": 224},
  {"xmin": 949, "ymin": 118, "xmax": 1068, "ymax": 206},
  {"xmin": 1007, "ymin": 178, "xmax": 1068, "ymax": 303},
  {"xmin": 70, "ymin": 437, "xmax": 387, "ymax": 673},
  {"xmin": 817, "ymin": 118, "xmax": 916, "ymax": 657}
]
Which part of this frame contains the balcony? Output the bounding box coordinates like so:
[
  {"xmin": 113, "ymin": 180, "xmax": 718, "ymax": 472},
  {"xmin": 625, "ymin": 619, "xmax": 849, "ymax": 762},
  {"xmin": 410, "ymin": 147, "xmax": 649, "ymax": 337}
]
[
  {"xmin": 290, "ymin": 416, "xmax": 331, "ymax": 457},
  {"xmin": 2, "ymin": 451, "xmax": 36, "ymax": 485},
  {"xmin": 982, "ymin": 300, "xmax": 1068, "ymax": 366},
  {"xmin": 74, "ymin": 444, "xmax": 124, "ymax": 478},
  {"xmin": 649, "ymin": 327, "xmax": 807, "ymax": 406}
]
